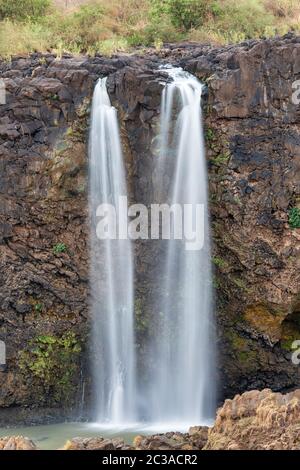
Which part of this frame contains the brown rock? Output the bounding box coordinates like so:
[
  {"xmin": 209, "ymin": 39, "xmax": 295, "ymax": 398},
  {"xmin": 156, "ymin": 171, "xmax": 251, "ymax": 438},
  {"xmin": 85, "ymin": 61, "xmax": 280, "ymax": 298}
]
[
  {"xmin": 0, "ymin": 436, "xmax": 36, "ymax": 450},
  {"xmin": 205, "ymin": 389, "xmax": 300, "ymax": 450},
  {"xmin": 0, "ymin": 36, "xmax": 300, "ymax": 423},
  {"xmin": 133, "ymin": 428, "xmax": 208, "ymax": 450},
  {"xmin": 63, "ymin": 437, "xmax": 126, "ymax": 450}
]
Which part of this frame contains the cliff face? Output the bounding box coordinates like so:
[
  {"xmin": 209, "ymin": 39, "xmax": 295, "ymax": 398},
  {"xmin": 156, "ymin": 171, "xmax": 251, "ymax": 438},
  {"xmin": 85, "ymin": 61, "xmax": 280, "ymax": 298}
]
[{"xmin": 0, "ymin": 36, "xmax": 299, "ymax": 423}]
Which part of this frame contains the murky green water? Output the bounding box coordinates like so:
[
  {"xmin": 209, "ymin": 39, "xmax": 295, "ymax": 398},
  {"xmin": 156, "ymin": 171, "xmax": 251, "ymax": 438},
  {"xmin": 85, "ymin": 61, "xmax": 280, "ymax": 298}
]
[{"xmin": 0, "ymin": 422, "xmax": 141, "ymax": 450}]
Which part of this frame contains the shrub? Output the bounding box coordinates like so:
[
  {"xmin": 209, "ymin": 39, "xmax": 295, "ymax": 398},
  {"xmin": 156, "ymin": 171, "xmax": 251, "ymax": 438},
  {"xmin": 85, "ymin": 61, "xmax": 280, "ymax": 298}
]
[
  {"xmin": 141, "ymin": 16, "xmax": 183, "ymax": 45},
  {"xmin": 288, "ymin": 207, "xmax": 300, "ymax": 229},
  {"xmin": 46, "ymin": 3, "xmax": 107, "ymax": 52},
  {"xmin": 210, "ymin": 0, "xmax": 274, "ymax": 39},
  {"xmin": 150, "ymin": 0, "xmax": 214, "ymax": 31},
  {"xmin": 0, "ymin": 0, "xmax": 50, "ymax": 21}
]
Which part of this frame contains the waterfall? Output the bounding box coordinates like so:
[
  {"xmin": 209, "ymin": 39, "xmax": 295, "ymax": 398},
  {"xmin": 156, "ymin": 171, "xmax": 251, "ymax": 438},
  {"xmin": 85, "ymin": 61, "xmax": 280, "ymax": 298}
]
[
  {"xmin": 89, "ymin": 78, "xmax": 136, "ymax": 424},
  {"xmin": 150, "ymin": 67, "xmax": 216, "ymax": 425},
  {"xmin": 89, "ymin": 70, "xmax": 215, "ymax": 428}
]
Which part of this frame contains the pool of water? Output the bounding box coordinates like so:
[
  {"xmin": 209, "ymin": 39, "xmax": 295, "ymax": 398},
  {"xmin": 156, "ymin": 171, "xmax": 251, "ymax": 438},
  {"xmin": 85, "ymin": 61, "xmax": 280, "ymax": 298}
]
[
  {"xmin": 0, "ymin": 422, "xmax": 140, "ymax": 450},
  {"xmin": 0, "ymin": 420, "xmax": 213, "ymax": 450}
]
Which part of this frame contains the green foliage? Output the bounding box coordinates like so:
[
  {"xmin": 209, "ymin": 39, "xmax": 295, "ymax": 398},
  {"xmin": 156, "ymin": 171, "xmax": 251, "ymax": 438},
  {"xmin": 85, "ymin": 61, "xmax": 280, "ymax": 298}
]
[
  {"xmin": 210, "ymin": 0, "xmax": 274, "ymax": 40},
  {"xmin": 281, "ymin": 327, "xmax": 300, "ymax": 350},
  {"xmin": 212, "ymin": 275, "xmax": 221, "ymax": 289},
  {"xmin": 19, "ymin": 332, "xmax": 81, "ymax": 402},
  {"xmin": 140, "ymin": 17, "xmax": 183, "ymax": 45},
  {"xmin": 53, "ymin": 242, "xmax": 67, "ymax": 254},
  {"xmin": 288, "ymin": 207, "xmax": 300, "ymax": 229},
  {"xmin": 150, "ymin": 0, "xmax": 214, "ymax": 31},
  {"xmin": 281, "ymin": 338, "xmax": 294, "ymax": 350},
  {"xmin": 232, "ymin": 277, "xmax": 249, "ymax": 292},
  {"xmin": 49, "ymin": 3, "xmax": 105, "ymax": 52},
  {"xmin": 225, "ymin": 329, "xmax": 258, "ymax": 368},
  {"xmin": 0, "ymin": 0, "xmax": 50, "ymax": 21},
  {"xmin": 211, "ymin": 151, "xmax": 231, "ymax": 166},
  {"xmin": 205, "ymin": 128, "xmax": 215, "ymax": 142},
  {"xmin": 34, "ymin": 302, "xmax": 43, "ymax": 313},
  {"xmin": 135, "ymin": 298, "xmax": 149, "ymax": 333},
  {"xmin": 212, "ymin": 256, "xmax": 227, "ymax": 269},
  {"xmin": 0, "ymin": 0, "xmax": 300, "ymax": 57}
]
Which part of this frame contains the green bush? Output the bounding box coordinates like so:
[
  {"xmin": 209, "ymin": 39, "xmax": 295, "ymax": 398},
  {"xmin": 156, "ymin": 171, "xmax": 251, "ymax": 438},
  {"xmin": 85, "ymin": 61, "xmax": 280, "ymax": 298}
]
[
  {"xmin": 42, "ymin": 3, "xmax": 107, "ymax": 53},
  {"xmin": 217, "ymin": 0, "xmax": 274, "ymax": 39},
  {"xmin": 0, "ymin": 0, "xmax": 50, "ymax": 21},
  {"xmin": 151, "ymin": 0, "xmax": 214, "ymax": 31},
  {"xmin": 288, "ymin": 207, "xmax": 300, "ymax": 229},
  {"xmin": 141, "ymin": 17, "xmax": 183, "ymax": 45}
]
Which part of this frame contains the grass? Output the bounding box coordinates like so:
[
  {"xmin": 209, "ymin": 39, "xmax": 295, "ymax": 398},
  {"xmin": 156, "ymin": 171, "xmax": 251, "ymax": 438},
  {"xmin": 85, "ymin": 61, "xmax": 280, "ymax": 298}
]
[{"xmin": 0, "ymin": 0, "xmax": 300, "ymax": 58}]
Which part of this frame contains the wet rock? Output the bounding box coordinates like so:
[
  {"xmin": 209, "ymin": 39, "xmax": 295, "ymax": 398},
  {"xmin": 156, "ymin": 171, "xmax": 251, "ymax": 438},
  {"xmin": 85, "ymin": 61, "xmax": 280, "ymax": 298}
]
[
  {"xmin": 0, "ymin": 36, "xmax": 300, "ymax": 422},
  {"xmin": 133, "ymin": 428, "xmax": 208, "ymax": 450},
  {"xmin": 63, "ymin": 437, "xmax": 128, "ymax": 450}
]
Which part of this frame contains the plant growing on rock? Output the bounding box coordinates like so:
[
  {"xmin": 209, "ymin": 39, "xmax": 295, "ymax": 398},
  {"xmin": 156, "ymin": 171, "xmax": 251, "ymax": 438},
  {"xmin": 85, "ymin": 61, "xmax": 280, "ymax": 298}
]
[
  {"xmin": 19, "ymin": 332, "xmax": 81, "ymax": 404},
  {"xmin": 288, "ymin": 207, "xmax": 300, "ymax": 229},
  {"xmin": 135, "ymin": 298, "xmax": 149, "ymax": 333},
  {"xmin": 53, "ymin": 242, "xmax": 67, "ymax": 254},
  {"xmin": 34, "ymin": 302, "xmax": 43, "ymax": 313},
  {"xmin": 205, "ymin": 128, "xmax": 215, "ymax": 142},
  {"xmin": 212, "ymin": 256, "xmax": 228, "ymax": 269}
]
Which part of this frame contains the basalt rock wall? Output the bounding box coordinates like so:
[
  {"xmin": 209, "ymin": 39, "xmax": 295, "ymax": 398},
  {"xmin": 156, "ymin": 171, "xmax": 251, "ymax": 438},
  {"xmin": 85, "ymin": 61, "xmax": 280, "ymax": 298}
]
[{"xmin": 0, "ymin": 35, "xmax": 299, "ymax": 424}]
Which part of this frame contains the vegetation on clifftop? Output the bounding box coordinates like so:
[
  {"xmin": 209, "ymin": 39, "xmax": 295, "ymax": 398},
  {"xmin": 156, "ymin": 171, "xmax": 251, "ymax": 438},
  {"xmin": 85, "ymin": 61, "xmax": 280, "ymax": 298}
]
[{"xmin": 0, "ymin": 0, "xmax": 300, "ymax": 57}]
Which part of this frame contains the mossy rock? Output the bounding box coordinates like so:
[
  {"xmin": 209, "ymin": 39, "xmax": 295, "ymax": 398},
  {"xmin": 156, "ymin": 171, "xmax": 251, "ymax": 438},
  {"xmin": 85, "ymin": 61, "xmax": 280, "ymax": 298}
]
[
  {"xmin": 244, "ymin": 304, "xmax": 284, "ymax": 343},
  {"xmin": 18, "ymin": 332, "xmax": 81, "ymax": 405},
  {"xmin": 225, "ymin": 329, "xmax": 259, "ymax": 371}
]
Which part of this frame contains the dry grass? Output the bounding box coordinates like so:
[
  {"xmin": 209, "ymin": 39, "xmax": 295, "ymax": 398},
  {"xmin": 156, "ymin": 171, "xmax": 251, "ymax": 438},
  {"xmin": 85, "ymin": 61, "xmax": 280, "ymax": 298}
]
[
  {"xmin": 264, "ymin": 0, "xmax": 300, "ymax": 18},
  {"xmin": 54, "ymin": 0, "xmax": 89, "ymax": 8},
  {"xmin": 1, "ymin": 0, "xmax": 300, "ymax": 58},
  {"xmin": 0, "ymin": 20, "xmax": 52, "ymax": 58}
]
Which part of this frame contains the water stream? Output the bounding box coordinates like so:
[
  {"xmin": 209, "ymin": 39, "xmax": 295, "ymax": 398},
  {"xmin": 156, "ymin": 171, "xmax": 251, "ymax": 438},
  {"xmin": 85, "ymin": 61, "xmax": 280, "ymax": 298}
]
[
  {"xmin": 149, "ymin": 67, "xmax": 216, "ymax": 424},
  {"xmin": 89, "ymin": 78, "xmax": 136, "ymax": 424}
]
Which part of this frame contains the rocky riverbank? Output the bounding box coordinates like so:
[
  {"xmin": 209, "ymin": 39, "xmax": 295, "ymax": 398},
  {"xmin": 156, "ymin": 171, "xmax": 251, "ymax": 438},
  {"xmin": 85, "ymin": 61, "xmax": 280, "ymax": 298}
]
[{"xmin": 0, "ymin": 389, "xmax": 299, "ymax": 450}]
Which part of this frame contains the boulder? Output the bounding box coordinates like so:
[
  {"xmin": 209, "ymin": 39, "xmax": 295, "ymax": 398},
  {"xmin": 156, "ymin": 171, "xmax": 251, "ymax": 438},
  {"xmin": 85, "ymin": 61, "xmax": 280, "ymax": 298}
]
[
  {"xmin": 63, "ymin": 437, "xmax": 129, "ymax": 450},
  {"xmin": 133, "ymin": 428, "xmax": 209, "ymax": 450},
  {"xmin": 205, "ymin": 389, "xmax": 300, "ymax": 450},
  {"xmin": 0, "ymin": 436, "xmax": 36, "ymax": 450}
]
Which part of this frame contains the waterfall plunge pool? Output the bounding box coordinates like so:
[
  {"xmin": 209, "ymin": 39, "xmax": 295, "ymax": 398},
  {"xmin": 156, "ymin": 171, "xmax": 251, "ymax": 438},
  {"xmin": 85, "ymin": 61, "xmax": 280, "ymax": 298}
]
[{"xmin": 0, "ymin": 420, "xmax": 214, "ymax": 450}]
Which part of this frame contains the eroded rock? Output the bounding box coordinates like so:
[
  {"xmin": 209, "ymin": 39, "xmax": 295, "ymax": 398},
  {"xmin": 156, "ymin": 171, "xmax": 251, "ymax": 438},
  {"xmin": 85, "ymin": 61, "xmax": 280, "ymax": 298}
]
[
  {"xmin": 0, "ymin": 436, "xmax": 36, "ymax": 450},
  {"xmin": 63, "ymin": 437, "xmax": 129, "ymax": 450},
  {"xmin": 133, "ymin": 428, "xmax": 209, "ymax": 450},
  {"xmin": 205, "ymin": 389, "xmax": 300, "ymax": 450}
]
